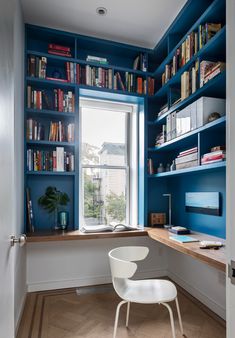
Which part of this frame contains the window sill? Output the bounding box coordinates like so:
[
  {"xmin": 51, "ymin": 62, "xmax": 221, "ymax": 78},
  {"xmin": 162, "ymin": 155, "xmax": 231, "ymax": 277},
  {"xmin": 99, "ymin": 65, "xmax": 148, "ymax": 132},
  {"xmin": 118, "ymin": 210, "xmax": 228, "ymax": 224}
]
[{"xmin": 26, "ymin": 228, "xmax": 149, "ymax": 243}]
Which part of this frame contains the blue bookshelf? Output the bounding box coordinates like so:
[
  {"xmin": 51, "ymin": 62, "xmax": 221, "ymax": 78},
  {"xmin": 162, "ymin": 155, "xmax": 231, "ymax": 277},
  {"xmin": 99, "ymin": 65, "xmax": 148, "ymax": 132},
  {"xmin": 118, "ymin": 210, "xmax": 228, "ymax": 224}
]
[
  {"xmin": 25, "ymin": 0, "xmax": 226, "ymax": 238},
  {"xmin": 147, "ymin": 0, "xmax": 226, "ymax": 238}
]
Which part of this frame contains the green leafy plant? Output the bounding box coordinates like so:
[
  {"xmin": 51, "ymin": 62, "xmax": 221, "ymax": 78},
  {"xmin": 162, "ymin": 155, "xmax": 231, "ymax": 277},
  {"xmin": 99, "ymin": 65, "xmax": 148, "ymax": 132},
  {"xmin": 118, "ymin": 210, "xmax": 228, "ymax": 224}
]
[{"xmin": 38, "ymin": 186, "xmax": 70, "ymax": 228}]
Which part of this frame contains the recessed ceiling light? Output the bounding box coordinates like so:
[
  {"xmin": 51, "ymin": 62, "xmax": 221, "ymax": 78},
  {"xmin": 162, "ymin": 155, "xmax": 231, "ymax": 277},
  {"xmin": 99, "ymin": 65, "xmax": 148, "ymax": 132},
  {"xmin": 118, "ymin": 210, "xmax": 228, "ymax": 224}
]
[{"xmin": 96, "ymin": 7, "xmax": 107, "ymax": 16}]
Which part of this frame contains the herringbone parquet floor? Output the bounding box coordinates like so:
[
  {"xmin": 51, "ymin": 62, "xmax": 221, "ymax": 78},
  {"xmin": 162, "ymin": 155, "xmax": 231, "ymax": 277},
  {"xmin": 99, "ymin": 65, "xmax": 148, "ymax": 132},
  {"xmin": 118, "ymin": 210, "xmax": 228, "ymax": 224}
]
[{"xmin": 17, "ymin": 284, "xmax": 226, "ymax": 338}]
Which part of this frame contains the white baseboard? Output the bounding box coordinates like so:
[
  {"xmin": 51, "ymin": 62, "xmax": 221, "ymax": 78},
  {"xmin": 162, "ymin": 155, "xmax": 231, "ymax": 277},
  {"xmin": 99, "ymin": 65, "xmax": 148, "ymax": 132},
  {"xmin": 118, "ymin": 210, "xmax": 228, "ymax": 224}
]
[
  {"xmin": 27, "ymin": 269, "xmax": 167, "ymax": 292},
  {"xmin": 168, "ymin": 270, "xmax": 226, "ymax": 320}
]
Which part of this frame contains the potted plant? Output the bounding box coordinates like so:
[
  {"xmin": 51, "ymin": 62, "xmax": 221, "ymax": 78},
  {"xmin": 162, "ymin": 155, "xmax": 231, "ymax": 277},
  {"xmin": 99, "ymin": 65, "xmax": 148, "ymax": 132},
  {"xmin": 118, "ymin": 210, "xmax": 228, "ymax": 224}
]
[{"xmin": 38, "ymin": 186, "xmax": 70, "ymax": 230}]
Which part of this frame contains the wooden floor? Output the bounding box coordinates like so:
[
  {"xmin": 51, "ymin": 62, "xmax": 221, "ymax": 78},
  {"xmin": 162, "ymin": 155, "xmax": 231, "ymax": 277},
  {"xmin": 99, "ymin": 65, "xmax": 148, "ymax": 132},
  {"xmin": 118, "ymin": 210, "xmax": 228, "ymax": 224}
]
[{"xmin": 17, "ymin": 284, "xmax": 226, "ymax": 338}]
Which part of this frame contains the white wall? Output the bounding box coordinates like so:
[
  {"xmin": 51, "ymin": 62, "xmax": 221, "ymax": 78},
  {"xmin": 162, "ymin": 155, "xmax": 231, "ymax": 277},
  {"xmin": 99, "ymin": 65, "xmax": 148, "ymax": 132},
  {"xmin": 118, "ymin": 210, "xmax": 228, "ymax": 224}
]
[
  {"xmin": 26, "ymin": 236, "xmax": 167, "ymax": 291},
  {"xmin": 13, "ymin": 0, "xmax": 26, "ymax": 331},
  {"xmin": 167, "ymin": 248, "xmax": 226, "ymax": 320}
]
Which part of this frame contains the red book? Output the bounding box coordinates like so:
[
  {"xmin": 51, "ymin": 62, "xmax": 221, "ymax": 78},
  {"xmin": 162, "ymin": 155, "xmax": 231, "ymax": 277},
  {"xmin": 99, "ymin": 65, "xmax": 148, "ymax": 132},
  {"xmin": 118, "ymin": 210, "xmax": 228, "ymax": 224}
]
[
  {"xmin": 66, "ymin": 62, "xmax": 71, "ymax": 82},
  {"xmin": 201, "ymin": 154, "xmax": 225, "ymax": 162},
  {"xmin": 48, "ymin": 50, "xmax": 72, "ymax": 58},
  {"xmin": 76, "ymin": 64, "xmax": 80, "ymax": 84},
  {"xmin": 36, "ymin": 91, "xmax": 41, "ymax": 110},
  {"xmin": 46, "ymin": 77, "xmax": 68, "ymax": 83},
  {"xmin": 58, "ymin": 89, "xmax": 64, "ymax": 112},
  {"xmin": 137, "ymin": 77, "xmax": 143, "ymax": 94},
  {"xmin": 48, "ymin": 44, "xmax": 71, "ymax": 52}
]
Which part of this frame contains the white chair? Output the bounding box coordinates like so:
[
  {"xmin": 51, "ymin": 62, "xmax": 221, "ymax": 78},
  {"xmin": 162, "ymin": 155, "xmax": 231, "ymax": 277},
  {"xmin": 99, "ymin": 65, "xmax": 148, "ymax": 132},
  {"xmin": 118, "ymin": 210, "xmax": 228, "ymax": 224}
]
[{"xmin": 109, "ymin": 246, "xmax": 184, "ymax": 338}]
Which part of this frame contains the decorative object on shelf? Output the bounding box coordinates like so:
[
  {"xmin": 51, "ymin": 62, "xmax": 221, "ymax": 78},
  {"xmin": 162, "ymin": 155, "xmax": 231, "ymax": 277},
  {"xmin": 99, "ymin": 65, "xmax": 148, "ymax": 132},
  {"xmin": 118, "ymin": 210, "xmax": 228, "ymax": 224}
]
[
  {"xmin": 149, "ymin": 213, "xmax": 166, "ymax": 228},
  {"xmin": 58, "ymin": 211, "xmax": 69, "ymax": 230},
  {"xmin": 170, "ymin": 160, "xmax": 176, "ymax": 171},
  {"xmin": 38, "ymin": 186, "xmax": 70, "ymax": 230},
  {"xmin": 157, "ymin": 163, "xmax": 164, "ymax": 173},
  {"xmin": 52, "ymin": 69, "xmax": 62, "ymax": 79},
  {"xmin": 165, "ymin": 163, "xmax": 171, "ymax": 172},
  {"xmin": 208, "ymin": 112, "xmax": 221, "ymax": 122},
  {"xmin": 163, "ymin": 193, "xmax": 173, "ymax": 229}
]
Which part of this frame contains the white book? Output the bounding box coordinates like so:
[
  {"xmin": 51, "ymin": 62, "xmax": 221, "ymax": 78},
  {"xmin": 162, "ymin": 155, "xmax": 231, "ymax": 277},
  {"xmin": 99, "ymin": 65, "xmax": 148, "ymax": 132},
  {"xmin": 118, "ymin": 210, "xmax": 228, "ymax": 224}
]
[{"xmin": 56, "ymin": 147, "xmax": 64, "ymax": 172}]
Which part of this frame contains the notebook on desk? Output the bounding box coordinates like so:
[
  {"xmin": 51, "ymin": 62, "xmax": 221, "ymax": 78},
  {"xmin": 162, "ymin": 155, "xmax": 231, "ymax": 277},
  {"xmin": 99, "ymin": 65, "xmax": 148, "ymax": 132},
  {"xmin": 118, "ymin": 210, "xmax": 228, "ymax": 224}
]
[{"xmin": 169, "ymin": 235, "xmax": 199, "ymax": 243}]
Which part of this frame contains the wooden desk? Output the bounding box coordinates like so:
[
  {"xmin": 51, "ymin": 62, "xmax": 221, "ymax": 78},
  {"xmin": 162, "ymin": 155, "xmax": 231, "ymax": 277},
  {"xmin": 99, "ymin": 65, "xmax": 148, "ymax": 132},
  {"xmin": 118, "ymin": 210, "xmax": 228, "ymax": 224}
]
[{"xmin": 148, "ymin": 228, "xmax": 226, "ymax": 272}]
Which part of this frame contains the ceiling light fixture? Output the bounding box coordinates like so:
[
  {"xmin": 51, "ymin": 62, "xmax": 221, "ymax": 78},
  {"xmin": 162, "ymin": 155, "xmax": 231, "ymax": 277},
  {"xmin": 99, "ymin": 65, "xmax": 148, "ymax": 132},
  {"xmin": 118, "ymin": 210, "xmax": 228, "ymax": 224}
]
[{"xmin": 96, "ymin": 7, "xmax": 107, "ymax": 16}]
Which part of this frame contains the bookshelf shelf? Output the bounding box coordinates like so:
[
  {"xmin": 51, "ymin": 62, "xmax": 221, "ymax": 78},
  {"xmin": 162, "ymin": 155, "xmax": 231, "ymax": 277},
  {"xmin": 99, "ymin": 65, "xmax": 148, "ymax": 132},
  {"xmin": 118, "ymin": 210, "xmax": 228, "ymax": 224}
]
[
  {"xmin": 148, "ymin": 161, "xmax": 226, "ymax": 178},
  {"xmin": 26, "ymin": 171, "xmax": 75, "ymax": 176},
  {"xmin": 148, "ymin": 116, "xmax": 225, "ymax": 152},
  {"xmin": 26, "ymin": 140, "xmax": 75, "ymax": 147},
  {"xmin": 26, "ymin": 76, "xmax": 76, "ymax": 88},
  {"xmin": 26, "ymin": 108, "xmax": 75, "ymax": 118}
]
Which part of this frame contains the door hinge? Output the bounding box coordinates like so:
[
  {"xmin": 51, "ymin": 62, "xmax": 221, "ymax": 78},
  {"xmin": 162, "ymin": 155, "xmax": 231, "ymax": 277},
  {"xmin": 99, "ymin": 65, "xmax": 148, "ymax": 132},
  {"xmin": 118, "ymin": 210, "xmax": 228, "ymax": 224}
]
[{"xmin": 228, "ymin": 260, "xmax": 235, "ymax": 285}]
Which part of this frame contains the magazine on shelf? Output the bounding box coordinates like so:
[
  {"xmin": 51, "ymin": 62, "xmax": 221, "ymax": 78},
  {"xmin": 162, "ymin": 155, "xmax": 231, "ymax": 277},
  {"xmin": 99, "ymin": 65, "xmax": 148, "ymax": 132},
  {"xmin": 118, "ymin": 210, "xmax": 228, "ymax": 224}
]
[{"xmin": 81, "ymin": 222, "xmax": 139, "ymax": 233}]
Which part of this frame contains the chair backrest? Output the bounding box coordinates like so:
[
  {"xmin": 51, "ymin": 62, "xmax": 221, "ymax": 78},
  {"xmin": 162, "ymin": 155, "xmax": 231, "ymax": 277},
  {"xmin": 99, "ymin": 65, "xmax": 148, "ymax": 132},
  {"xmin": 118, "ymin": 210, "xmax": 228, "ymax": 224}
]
[{"xmin": 109, "ymin": 246, "xmax": 149, "ymax": 279}]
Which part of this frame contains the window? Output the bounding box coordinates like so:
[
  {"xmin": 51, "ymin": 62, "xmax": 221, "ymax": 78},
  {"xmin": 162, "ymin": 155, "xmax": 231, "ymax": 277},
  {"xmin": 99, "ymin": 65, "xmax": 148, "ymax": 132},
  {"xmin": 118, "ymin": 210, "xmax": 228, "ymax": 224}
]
[{"xmin": 79, "ymin": 98, "xmax": 138, "ymax": 226}]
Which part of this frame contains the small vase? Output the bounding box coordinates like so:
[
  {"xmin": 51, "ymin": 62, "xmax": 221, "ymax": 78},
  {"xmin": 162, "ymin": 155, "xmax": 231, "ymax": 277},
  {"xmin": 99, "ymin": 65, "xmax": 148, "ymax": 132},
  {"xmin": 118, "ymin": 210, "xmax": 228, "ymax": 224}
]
[{"xmin": 58, "ymin": 211, "xmax": 69, "ymax": 230}]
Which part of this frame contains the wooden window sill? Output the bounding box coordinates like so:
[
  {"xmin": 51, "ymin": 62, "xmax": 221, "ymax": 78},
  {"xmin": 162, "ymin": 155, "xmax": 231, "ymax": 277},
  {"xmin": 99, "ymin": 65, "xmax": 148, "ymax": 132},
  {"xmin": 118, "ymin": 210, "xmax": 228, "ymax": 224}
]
[{"xmin": 26, "ymin": 228, "xmax": 149, "ymax": 243}]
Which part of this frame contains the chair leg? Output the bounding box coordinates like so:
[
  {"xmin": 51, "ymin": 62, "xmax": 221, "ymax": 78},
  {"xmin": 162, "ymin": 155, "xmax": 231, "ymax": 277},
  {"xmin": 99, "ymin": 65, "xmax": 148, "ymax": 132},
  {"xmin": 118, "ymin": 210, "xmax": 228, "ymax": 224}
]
[
  {"xmin": 113, "ymin": 300, "xmax": 127, "ymax": 338},
  {"xmin": 162, "ymin": 302, "xmax": 176, "ymax": 338},
  {"xmin": 126, "ymin": 302, "xmax": 130, "ymax": 327},
  {"xmin": 175, "ymin": 297, "xmax": 184, "ymax": 336}
]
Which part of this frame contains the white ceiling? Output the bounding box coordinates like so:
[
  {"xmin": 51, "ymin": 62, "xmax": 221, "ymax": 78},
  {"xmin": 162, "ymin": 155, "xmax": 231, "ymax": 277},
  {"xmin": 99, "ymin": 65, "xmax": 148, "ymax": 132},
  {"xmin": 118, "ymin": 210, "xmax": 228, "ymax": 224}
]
[{"xmin": 21, "ymin": 0, "xmax": 187, "ymax": 49}]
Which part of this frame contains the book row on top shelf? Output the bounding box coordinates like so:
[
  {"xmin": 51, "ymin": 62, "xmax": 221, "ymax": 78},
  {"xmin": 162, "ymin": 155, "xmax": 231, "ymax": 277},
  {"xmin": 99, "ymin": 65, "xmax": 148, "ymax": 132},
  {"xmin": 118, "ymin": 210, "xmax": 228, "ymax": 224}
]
[{"xmin": 27, "ymin": 54, "xmax": 155, "ymax": 96}]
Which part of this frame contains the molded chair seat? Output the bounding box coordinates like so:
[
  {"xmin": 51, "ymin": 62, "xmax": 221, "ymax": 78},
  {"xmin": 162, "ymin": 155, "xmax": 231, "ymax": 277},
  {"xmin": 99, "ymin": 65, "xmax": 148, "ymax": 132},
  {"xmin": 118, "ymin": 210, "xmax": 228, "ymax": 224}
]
[
  {"xmin": 109, "ymin": 246, "xmax": 184, "ymax": 338},
  {"xmin": 120, "ymin": 278, "xmax": 177, "ymax": 304}
]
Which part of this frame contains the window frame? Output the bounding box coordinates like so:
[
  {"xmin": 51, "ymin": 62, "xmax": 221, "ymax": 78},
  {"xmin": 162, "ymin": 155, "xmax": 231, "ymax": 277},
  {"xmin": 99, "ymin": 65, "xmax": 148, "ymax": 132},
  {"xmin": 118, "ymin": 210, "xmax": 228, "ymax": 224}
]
[{"xmin": 79, "ymin": 98, "xmax": 138, "ymax": 226}]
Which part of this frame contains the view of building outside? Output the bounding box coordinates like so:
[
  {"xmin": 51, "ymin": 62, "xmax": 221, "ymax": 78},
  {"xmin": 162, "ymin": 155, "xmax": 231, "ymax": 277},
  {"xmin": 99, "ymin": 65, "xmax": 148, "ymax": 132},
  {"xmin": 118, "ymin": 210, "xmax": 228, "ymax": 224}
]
[{"xmin": 81, "ymin": 106, "xmax": 128, "ymax": 225}]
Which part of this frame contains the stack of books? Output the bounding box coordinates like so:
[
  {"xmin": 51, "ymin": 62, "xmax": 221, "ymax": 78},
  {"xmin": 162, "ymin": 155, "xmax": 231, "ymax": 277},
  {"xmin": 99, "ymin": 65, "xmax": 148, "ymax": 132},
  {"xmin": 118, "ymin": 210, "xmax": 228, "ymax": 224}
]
[
  {"xmin": 48, "ymin": 43, "xmax": 72, "ymax": 57},
  {"xmin": 133, "ymin": 53, "xmax": 147, "ymax": 72},
  {"xmin": 200, "ymin": 61, "xmax": 226, "ymax": 87},
  {"xmin": 175, "ymin": 147, "xmax": 198, "ymax": 170},
  {"xmin": 27, "ymin": 119, "xmax": 45, "ymax": 141},
  {"xmin": 181, "ymin": 60, "xmax": 199, "ymax": 100},
  {"xmin": 27, "ymin": 147, "xmax": 74, "ymax": 172},
  {"xmin": 199, "ymin": 23, "xmax": 222, "ymax": 49},
  {"xmin": 27, "ymin": 55, "xmax": 47, "ymax": 78},
  {"xmin": 158, "ymin": 103, "xmax": 168, "ymax": 118},
  {"xmin": 76, "ymin": 64, "xmax": 112, "ymax": 89},
  {"xmin": 86, "ymin": 55, "xmax": 108, "ymax": 65},
  {"xmin": 155, "ymin": 125, "xmax": 166, "ymax": 147},
  {"xmin": 48, "ymin": 122, "xmax": 74, "ymax": 143},
  {"xmin": 201, "ymin": 147, "xmax": 226, "ymax": 165},
  {"xmin": 27, "ymin": 86, "xmax": 75, "ymax": 112}
]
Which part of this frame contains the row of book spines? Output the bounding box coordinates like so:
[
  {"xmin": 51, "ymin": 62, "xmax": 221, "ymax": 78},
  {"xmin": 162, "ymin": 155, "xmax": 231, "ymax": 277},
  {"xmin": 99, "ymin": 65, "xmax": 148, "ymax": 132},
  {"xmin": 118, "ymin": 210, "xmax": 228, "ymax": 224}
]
[
  {"xmin": 200, "ymin": 61, "xmax": 225, "ymax": 87},
  {"xmin": 181, "ymin": 60, "xmax": 199, "ymax": 100},
  {"xmin": 27, "ymin": 148, "xmax": 75, "ymax": 172},
  {"xmin": 27, "ymin": 86, "xmax": 75, "ymax": 112},
  {"xmin": 161, "ymin": 23, "xmax": 222, "ymax": 86},
  {"xmin": 28, "ymin": 55, "xmax": 47, "ymax": 78},
  {"xmin": 113, "ymin": 72, "xmax": 155, "ymax": 95},
  {"xmin": 27, "ymin": 119, "xmax": 75, "ymax": 143}
]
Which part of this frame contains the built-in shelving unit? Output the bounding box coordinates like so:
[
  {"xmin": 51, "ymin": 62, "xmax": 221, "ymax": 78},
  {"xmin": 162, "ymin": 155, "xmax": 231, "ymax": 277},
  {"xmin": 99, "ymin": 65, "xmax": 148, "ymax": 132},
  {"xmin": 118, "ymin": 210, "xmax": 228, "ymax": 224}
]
[
  {"xmin": 25, "ymin": 0, "xmax": 226, "ymax": 239},
  {"xmin": 146, "ymin": 0, "xmax": 226, "ymax": 239},
  {"xmin": 25, "ymin": 24, "xmax": 151, "ymax": 232}
]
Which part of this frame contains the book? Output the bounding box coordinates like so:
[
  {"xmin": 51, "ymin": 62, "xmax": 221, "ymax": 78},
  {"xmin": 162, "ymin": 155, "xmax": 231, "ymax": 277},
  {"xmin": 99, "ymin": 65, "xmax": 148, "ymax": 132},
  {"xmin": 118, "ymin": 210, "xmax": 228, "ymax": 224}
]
[
  {"xmin": 170, "ymin": 235, "xmax": 199, "ymax": 243},
  {"xmin": 48, "ymin": 43, "xmax": 71, "ymax": 52},
  {"xmin": 81, "ymin": 223, "xmax": 139, "ymax": 233},
  {"xmin": 169, "ymin": 226, "xmax": 190, "ymax": 235},
  {"xmin": 26, "ymin": 188, "xmax": 35, "ymax": 233},
  {"xmin": 176, "ymin": 159, "xmax": 198, "ymax": 170},
  {"xmin": 175, "ymin": 152, "xmax": 198, "ymax": 165},
  {"xmin": 56, "ymin": 147, "xmax": 65, "ymax": 172}
]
